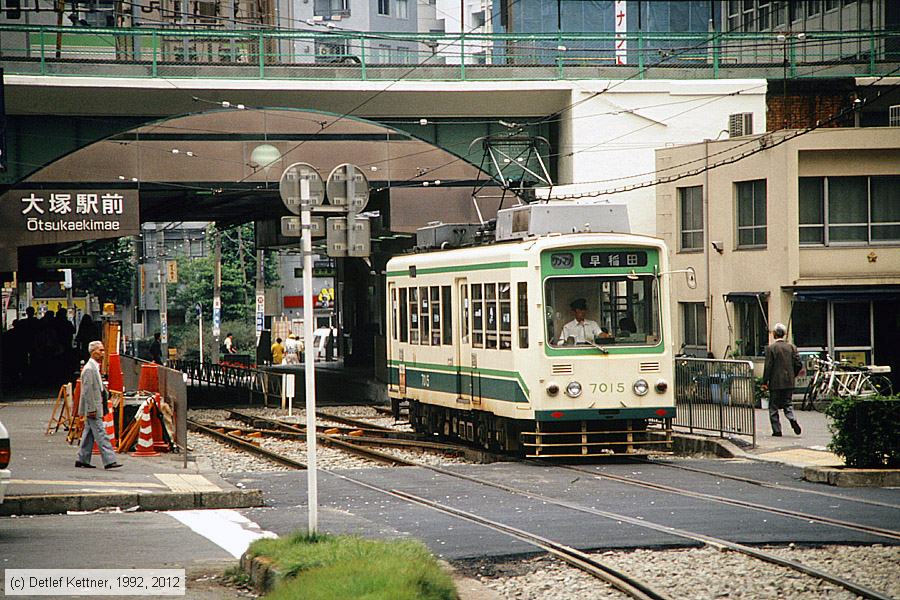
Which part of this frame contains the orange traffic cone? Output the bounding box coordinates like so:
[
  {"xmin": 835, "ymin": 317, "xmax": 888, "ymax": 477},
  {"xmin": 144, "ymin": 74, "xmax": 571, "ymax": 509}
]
[
  {"xmin": 93, "ymin": 398, "xmax": 118, "ymax": 455},
  {"xmin": 138, "ymin": 363, "xmax": 159, "ymax": 393},
  {"xmin": 107, "ymin": 353, "xmax": 124, "ymax": 393},
  {"xmin": 150, "ymin": 395, "xmax": 169, "ymax": 452},
  {"xmin": 131, "ymin": 401, "xmax": 160, "ymax": 457},
  {"xmin": 103, "ymin": 397, "xmax": 117, "ymax": 449}
]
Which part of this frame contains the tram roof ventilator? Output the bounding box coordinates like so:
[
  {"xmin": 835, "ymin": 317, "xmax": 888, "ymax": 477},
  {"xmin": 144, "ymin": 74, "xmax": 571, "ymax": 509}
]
[{"xmin": 415, "ymin": 203, "xmax": 630, "ymax": 250}]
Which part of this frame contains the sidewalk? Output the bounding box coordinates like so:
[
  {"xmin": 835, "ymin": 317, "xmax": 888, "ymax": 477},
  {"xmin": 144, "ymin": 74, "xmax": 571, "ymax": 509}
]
[
  {"xmin": 0, "ymin": 400, "xmax": 262, "ymax": 516},
  {"xmin": 744, "ymin": 407, "xmax": 842, "ymax": 468}
]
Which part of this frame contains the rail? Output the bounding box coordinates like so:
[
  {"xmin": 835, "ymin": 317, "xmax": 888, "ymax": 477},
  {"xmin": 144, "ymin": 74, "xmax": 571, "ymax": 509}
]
[
  {"xmin": 1, "ymin": 26, "xmax": 896, "ymax": 81},
  {"xmin": 674, "ymin": 357, "xmax": 756, "ymax": 446}
]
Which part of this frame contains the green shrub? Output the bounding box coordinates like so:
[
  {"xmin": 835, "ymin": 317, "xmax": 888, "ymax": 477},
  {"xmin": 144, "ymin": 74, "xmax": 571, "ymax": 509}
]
[
  {"xmin": 248, "ymin": 533, "xmax": 457, "ymax": 600},
  {"xmin": 825, "ymin": 395, "xmax": 900, "ymax": 468}
]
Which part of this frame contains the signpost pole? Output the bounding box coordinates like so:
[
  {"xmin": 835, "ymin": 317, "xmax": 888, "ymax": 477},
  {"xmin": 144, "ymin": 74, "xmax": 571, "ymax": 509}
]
[
  {"xmin": 301, "ymin": 177, "xmax": 319, "ymax": 534},
  {"xmin": 157, "ymin": 230, "xmax": 168, "ymax": 361},
  {"xmin": 197, "ymin": 303, "xmax": 204, "ymax": 365}
]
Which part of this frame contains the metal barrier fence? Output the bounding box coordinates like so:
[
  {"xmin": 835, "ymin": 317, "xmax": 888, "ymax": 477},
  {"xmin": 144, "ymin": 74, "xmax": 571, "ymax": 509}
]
[
  {"xmin": 1, "ymin": 26, "xmax": 896, "ymax": 81},
  {"xmin": 674, "ymin": 357, "xmax": 756, "ymax": 446},
  {"xmin": 168, "ymin": 359, "xmax": 284, "ymax": 406}
]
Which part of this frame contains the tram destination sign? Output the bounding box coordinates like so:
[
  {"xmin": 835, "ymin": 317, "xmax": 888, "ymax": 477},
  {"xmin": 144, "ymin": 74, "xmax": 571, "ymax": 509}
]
[
  {"xmin": 1, "ymin": 189, "xmax": 139, "ymax": 247},
  {"xmin": 580, "ymin": 251, "xmax": 648, "ymax": 269}
]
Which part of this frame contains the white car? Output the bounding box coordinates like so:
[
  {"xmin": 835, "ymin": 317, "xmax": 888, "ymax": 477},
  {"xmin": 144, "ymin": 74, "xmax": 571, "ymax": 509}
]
[
  {"xmin": 312, "ymin": 328, "xmax": 336, "ymax": 361},
  {"xmin": 0, "ymin": 419, "xmax": 10, "ymax": 505}
]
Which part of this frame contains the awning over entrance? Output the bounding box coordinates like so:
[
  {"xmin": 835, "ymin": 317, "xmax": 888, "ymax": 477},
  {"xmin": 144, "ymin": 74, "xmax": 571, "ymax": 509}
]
[
  {"xmin": 724, "ymin": 291, "xmax": 769, "ymax": 303},
  {"xmin": 792, "ymin": 286, "xmax": 900, "ymax": 302}
]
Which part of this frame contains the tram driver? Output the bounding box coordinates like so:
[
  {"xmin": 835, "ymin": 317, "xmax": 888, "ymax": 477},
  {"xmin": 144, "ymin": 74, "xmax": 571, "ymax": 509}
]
[{"xmin": 559, "ymin": 298, "xmax": 612, "ymax": 345}]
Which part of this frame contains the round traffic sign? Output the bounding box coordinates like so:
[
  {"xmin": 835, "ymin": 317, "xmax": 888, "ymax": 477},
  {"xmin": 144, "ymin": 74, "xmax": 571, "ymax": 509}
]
[
  {"xmin": 279, "ymin": 163, "xmax": 325, "ymax": 215},
  {"xmin": 326, "ymin": 163, "xmax": 370, "ymax": 212}
]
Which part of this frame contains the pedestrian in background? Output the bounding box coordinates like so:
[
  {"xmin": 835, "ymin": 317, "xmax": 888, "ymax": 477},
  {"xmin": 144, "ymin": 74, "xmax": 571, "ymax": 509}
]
[
  {"xmin": 761, "ymin": 322, "xmax": 803, "ymax": 437},
  {"xmin": 271, "ymin": 337, "xmax": 285, "ymax": 365},
  {"xmin": 283, "ymin": 334, "xmax": 300, "ymax": 365},
  {"xmin": 224, "ymin": 333, "xmax": 237, "ymax": 354},
  {"xmin": 75, "ymin": 341, "xmax": 122, "ymax": 469},
  {"xmin": 149, "ymin": 332, "xmax": 162, "ymax": 364}
]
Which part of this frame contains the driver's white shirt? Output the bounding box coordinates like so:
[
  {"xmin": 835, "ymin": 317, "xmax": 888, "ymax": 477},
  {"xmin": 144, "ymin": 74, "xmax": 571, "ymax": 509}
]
[{"xmin": 560, "ymin": 318, "xmax": 602, "ymax": 343}]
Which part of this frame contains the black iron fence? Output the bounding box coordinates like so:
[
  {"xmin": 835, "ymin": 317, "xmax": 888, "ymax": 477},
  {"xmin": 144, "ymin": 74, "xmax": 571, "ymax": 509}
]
[
  {"xmin": 168, "ymin": 359, "xmax": 284, "ymax": 406},
  {"xmin": 674, "ymin": 357, "xmax": 756, "ymax": 446}
]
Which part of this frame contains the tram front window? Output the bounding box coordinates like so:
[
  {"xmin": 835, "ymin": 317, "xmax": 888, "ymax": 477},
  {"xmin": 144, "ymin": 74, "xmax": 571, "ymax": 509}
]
[{"xmin": 545, "ymin": 275, "xmax": 660, "ymax": 348}]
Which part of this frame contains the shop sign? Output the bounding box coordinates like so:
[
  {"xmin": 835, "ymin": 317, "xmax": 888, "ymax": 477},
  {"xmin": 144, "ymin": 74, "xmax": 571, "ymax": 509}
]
[{"xmin": 36, "ymin": 255, "xmax": 97, "ymax": 269}]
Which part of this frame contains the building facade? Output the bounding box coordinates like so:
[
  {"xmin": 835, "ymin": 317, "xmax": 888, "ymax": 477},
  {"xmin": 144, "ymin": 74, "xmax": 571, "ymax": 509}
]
[{"xmin": 656, "ymin": 127, "xmax": 900, "ymax": 388}]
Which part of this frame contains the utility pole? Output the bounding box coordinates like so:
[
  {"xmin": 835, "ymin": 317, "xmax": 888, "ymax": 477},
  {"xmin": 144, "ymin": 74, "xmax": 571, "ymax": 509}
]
[
  {"xmin": 213, "ymin": 228, "xmax": 222, "ymax": 363},
  {"xmin": 157, "ymin": 229, "xmax": 168, "ymax": 361}
]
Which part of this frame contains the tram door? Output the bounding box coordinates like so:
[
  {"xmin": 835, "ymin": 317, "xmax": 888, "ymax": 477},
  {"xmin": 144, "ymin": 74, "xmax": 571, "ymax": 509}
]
[{"xmin": 455, "ymin": 278, "xmax": 477, "ymax": 406}]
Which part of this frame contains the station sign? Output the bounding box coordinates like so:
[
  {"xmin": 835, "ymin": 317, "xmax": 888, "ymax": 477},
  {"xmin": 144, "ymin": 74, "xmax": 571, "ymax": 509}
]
[
  {"xmin": 1, "ymin": 189, "xmax": 139, "ymax": 247},
  {"xmin": 36, "ymin": 255, "xmax": 97, "ymax": 269}
]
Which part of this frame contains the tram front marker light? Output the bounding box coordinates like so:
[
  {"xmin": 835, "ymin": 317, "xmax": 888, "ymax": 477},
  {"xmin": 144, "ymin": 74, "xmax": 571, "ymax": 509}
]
[
  {"xmin": 565, "ymin": 381, "xmax": 582, "ymax": 398},
  {"xmin": 633, "ymin": 379, "xmax": 649, "ymax": 396},
  {"xmin": 546, "ymin": 383, "xmax": 560, "ymax": 396},
  {"xmin": 655, "ymin": 379, "xmax": 668, "ymax": 393}
]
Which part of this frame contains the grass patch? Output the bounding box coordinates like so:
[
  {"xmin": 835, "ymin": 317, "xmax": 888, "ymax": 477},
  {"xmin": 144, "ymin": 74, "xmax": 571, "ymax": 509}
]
[{"xmin": 248, "ymin": 532, "xmax": 458, "ymax": 600}]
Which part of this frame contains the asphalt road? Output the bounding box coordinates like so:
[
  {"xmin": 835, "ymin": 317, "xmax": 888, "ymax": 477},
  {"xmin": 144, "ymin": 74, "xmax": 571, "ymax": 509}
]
[{"xmin": 2, "ymin": 458, "xmax": 898, "ymax": 598}]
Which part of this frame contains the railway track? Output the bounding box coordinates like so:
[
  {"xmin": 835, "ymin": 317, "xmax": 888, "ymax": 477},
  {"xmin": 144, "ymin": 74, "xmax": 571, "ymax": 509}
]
[
  {"xmin": 630, "ymin": 457, "xmax": 900, "ymax": 510},
  {"xmin": 188, "ymin": 418, "xmax": 418, "ymax": 467},
  {"xmin": 224, "ymin": 409, "xmax": 504, "ymax": 462},
  {"xmin": 187, "ymin": 414, "xmax": 894, "ymax": 600},
  {"xmin": 557, "ymin": 463, "xmax": 900, "ymax": 542}
]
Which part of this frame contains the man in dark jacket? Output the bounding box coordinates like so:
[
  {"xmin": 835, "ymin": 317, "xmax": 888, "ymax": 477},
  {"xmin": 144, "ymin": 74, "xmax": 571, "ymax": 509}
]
[{"xmin": 761, "ymin": 322, "xmax": 802, "ymax": 437}]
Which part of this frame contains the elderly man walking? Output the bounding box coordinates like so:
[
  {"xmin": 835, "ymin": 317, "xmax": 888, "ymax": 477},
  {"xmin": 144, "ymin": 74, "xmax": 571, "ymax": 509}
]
[
  {"xmin": 761, "ymin": 323, "xmax": 803, "ymax": 437},
  {"xmin": 75, "ymin": 340, "xmax": 122, "ymax": 469}
]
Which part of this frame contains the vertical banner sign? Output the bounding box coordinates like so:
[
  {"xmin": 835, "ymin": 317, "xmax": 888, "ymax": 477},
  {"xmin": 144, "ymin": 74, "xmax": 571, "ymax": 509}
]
[
  {"xmin": 255, "ymin": 292, "xmax": 265, "ymax": 342},
  {"xmin": 614, "ymin": 0, "xmax": 627, "ymax": 65},
  {"xmin": 212, "ymin": 296, "xmax": 221, "ymax": 338}
]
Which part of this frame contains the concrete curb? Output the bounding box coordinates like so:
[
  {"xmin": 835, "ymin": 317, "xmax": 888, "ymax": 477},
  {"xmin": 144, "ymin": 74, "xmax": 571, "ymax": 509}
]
[
  {"xmin": 0, "ymin": 488, "xmax": 264, "ymax": 516},
  {"xmin": 239, "ymin": 552, "xmax": 280, "ymax": 594},
  {"xmin": 802, "ymin": 466, "xmax": 900, "ymax": 487},
  {"xmin": 672, "ymin": 432, "xmax": 748, "ymax": 459}
]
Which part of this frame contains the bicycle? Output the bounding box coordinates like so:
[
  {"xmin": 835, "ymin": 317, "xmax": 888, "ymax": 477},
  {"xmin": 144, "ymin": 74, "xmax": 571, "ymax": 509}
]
[{"xmin": 802, "ymin": 357, "xmax": 894, "ymax": 411}]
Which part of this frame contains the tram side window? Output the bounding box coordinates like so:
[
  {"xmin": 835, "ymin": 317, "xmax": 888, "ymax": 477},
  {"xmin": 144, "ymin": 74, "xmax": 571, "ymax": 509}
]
[
  {"xmin": 442, "ymin": 286, "xmax": 452, "ymax": 345},
  {"xmin": 461, "ymin": 284, "xmax": 469, "ymax": 344},
  {"xmin": 485, "ymin": 283, "xmax": 498, "ymax": 349},
  {"xmin": 410, "ymin": 287, "xmax": 419, "ymax": 344},
  {"xmin": 499, "ymin": 283, "xmax": 512, "ymax": 350},
  {"xmin": 399, "ymin": 288, "xmax": 408, "ymax": 343},
  {"xmin": 420, "ymin": 286, "xmax": 430, "ymax": 346},
  {"xmin": 391, "ymin": 288, "xmax": 398, "ymax": 341},
  {"xmin": 431, "ymin": 287, "xmax": 442, "ymax": 345},
  {"xmin": 517, "ymin": 282, "xmax": 529, "ymax": 349},
  {"xmin": 472, "ymin": 283, "xmax": 484, "ymax": 348}
]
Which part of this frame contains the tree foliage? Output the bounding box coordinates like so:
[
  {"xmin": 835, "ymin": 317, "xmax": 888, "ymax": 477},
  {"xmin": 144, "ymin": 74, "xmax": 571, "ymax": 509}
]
[
  {"xmin": 75, "ymin": 238, "xmax": 136, "ymax": 306},
  {"xmin": 169, "ymin": 224, "xmax": 279, "ymax": 323}
]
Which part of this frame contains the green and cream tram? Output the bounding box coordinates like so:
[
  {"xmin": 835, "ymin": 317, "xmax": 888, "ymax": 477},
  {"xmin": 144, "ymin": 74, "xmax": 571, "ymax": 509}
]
[{"xmin": 386, "ymin": 226, "xmax": 676, "ymax": 457}]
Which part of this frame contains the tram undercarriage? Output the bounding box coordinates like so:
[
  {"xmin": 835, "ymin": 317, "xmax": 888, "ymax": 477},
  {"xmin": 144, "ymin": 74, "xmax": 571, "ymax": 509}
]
[{"xmin": 402, "ymin": 399, "xmax": 673, "ymax": 458}]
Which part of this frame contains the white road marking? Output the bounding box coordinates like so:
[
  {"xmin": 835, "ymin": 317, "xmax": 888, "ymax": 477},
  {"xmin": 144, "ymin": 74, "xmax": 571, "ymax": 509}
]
[{"xmin": 166, "ymin": 509, "xmax": 277, "ymax": 558}]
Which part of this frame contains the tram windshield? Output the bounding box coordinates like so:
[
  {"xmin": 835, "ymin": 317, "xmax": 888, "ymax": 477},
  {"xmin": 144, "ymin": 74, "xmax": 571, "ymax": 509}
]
[{"xmin": 545, "ymin": 275, "xmax": 661, "ymax": 348}]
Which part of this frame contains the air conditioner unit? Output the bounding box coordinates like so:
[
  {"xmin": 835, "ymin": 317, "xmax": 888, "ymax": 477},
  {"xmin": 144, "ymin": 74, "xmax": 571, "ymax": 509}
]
[
  {"xmin": 728, "ymin": 112, "xmax": 753, "ymax": 137},
  {"xmin": 890, "ymin": 105, "xmax": 900, "ymax": 127}
]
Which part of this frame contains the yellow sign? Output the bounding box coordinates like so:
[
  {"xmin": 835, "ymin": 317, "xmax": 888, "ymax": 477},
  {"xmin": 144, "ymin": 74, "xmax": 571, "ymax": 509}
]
[
  {"xmin": 103, "ymin": 302, "xmax": 116, "ymax": 316},
  {"xmin": 31, "ymin": 298, "xmax": 87, "ymax": 315},
  {"xmin": 167, "ymin": 260, "xmax": 178, "ymax": 284},
  {"xmin": 837, "ymin": 351, "xmax": 867, "ymax": 367}
]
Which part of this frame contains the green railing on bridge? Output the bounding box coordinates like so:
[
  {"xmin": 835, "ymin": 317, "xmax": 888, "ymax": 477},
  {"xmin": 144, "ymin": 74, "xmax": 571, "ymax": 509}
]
[{"xmin": 0, "ymin": 25, "xmax": 897, "ymax": 81}]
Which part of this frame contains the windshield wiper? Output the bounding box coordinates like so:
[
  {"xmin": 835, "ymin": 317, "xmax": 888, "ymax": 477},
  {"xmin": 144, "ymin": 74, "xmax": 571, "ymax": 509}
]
[{"xmin": 586, "ymin": 339, "xmax": 609, "ymax": 354}]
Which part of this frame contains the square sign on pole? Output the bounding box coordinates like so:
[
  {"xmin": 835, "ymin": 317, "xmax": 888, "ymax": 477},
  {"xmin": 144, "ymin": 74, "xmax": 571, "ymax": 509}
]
[
  {"xmin": 326, "ymin": 217, "xmax": 348, "ymax": 257},
  {"xmin": 347, "ymin": 216, "xmax": 371, "ymax": 257}
]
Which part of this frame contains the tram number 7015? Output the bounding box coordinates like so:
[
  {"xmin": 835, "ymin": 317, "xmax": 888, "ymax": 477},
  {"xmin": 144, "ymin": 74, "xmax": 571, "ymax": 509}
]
[{"xmin": 590, "ymin": 382, "xmax": 626, "ymax": 394}]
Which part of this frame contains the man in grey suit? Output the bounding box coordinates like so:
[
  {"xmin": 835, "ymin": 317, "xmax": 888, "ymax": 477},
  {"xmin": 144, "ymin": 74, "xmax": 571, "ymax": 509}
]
[
  {"xmin": 75, "ymin": 340, "xmax": 122, "ymax": 469},
  {"xmin": 761, "ymin": 323, "xmax": 802, "ymax": 437}
]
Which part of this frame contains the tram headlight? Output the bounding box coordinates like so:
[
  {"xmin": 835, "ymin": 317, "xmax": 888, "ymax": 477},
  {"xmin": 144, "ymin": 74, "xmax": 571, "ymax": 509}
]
[
  {"xmin": 632, "ymin": 379, "xmax": 649, "ymax": 396},
  {"xmin": 565, "ymin": 381, "xmax": 582, "ymax": 398},
  {"xmin": 655, "ymin": 379, "xmax": 669, "ymax": 393},
  {"xmin": 546, "ymin": 382, "xmax": 560, "ymax": 396}
]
